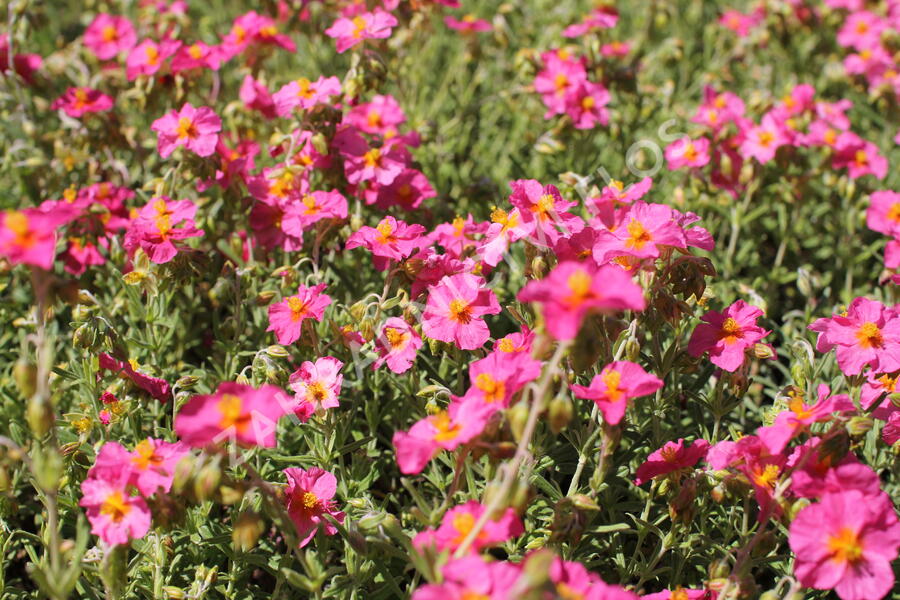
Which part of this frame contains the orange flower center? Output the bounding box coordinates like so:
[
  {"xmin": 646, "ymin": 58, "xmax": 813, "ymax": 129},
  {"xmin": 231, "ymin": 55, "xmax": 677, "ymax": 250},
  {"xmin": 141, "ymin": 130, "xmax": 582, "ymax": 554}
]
[
  {"xmin": 100, "ymin": 491, "xmax": 132, "ymax": 523},
  {"xmin": 5, "ymin": 211, "xmax": 36, "ymax": 248},
  {"xmin": 448, "ymin": 299, "xmax": 473, "ymax": 324},
  {"xmin": 352, "ymin": 16, "xmax": 368, "ymax": 38},
  {"xmin": 719, "ymin": 317, "xmax": 742, "ymax": 344},
  {"xmin": 288, "ymin": 296, "xmax": 311, "ymax": 321},
  {"xmin": 602, "ymin": 369, "xmax": 624, "ymax": 402},
  {"xmin": 475, "ymin": 373, "xmax": 506, "ymax": 403},
  {"xmin": 101, "ymin": 26, "xmax": 119, "ymax": 42},
  {"xmin": 375, "ymin": 220, "xmax": 397, "ymax": 244},
  {"xmin": 219, "ymin": 393, "xmax": 251, "ymax": 434},
  {"xmin": 430, "ymin": 411, "xmax": 461, "ymax": 442},
  {"xmin": 363, "ymin": 148, "xmax": 382, "ymax": 168},
  {"xmin": 565, "ymin": 268, "xmax": 595, "ymax": 308},
  {"xmin": 131, "ymin": 439, "xmax": 164, "ymax": 470},
  {"xmin": 624, "ymin": 218, "xmax": 652, "ymax": 250},
  {"xmin": 384, "ymin": 327, "xmax": 409, "ymax": 349},
  {"xmin": 827, "ymin": 527, "xmax": 864, "ymax": 565},
  {"xmin": 856, "ymin": 322, "xmax": 883, "ymax": 349},
  {"xmin": 176, "ymin": 117, "xmax": 198, "ymax": 140}
]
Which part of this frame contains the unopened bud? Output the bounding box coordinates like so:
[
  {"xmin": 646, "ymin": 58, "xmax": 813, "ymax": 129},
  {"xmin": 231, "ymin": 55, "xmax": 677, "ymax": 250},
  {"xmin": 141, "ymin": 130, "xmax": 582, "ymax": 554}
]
[
  {"xmin": 548, "ymin": 395, "xmax": 573, "ymax": 433},
  {"xmin": 193, "ymin": 461, "xmax": 221, "ymax": 502},
  {"xmin": 232, "ymin": 511, "xmax": 264, "ymax": 551},
  {"xmin": 266, "ymin": 345, "xmax": 289, "ymax": 358},
  {"xmin": 847, "ymin": 416, "xmax": 874, "ymax": 437},
  {"xmin": 753, "ymin": 343, "xmax": 776, "ymax": 360},
  {"xmin": 508, "ymin": 402, "xmax": 530, "ymax": 442},
  {"xmin": 13, "ymin": 360, "xmax": 36, "ymax": 400},
  {"xmin": 175, "ymin": 375, "xmax": 199, "ymax": 389},
  {"xmin": 255, "ymin": 290, "xmax": 277, "ymax": 306}
]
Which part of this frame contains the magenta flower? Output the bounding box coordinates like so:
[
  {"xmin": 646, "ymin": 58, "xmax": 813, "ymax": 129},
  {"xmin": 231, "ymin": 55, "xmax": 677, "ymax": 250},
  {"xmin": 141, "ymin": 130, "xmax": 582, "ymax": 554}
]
[
  {"xmin": 0, "ymin": 208, "xmax": 70, "ymax": 269},
  {"xmin": 738, "ymin": 113, "xmax": 788, "ymax": 164},
  {"xmin": 334, "ymin": 127, "xmax": 407, "ymax": 186},
  {"xmin": 93, "ymin": 439, "xmax": 188, "ymax": 497},
  {"xmin": 83, "ymin": 13, "xmax": 136, "ymax": 60},
  {"xmin": 273, "ymin": 75, "xmax": 342, "ymax": 116},
  {"xmin": 151, "ymin": 103, "xmax": 221, "ymax": 158},
  {"xmin": 634, "ymin": 438, "xmax": 710, "ymax": 486},
  {"xmin": 325, "ymin": 9, "xmax": 398, "ymax": 53},
  {"xmin": 122, "ymin": 197, "xmax": 203, "ymax": 264},
  {"xmin": 343, "ymin": 94, "xmax": 406, "ymax": 137},
  {"xmin": 534, "ymin": 50, "xmax": 588, "ymax": 116},
  {"xmin": 283, "ymin": 467, "xmax": 345, "ymax": 547},
  {"xmin": 790, "ymin": 489, "xmax": 900, "ymax": 600},
  {"xmin": 51, "ymin": 87, "xmax": 114, "ymax": 118},
  {"xmin": 548, "ymin": 556, "xmax": 639, "ymax": 600},
  {"xmin": 79, "ymin": 469, "xmax": 151, "ymax": 546},
  {"xmin": 238, "ymin": 75, "xmax": 276, "ymax": 119},
  {"xmin": 125, "ymin": 38, "xmax": 181, "ymax": 81},
  {"xmin": 807, "ymin": 297, "xmax": 900, "ymax": 375},
  {"xmin": 687, "ymin": 300, "xmax": 770, "ymax": 372},
  {"xmin": 345, "ymin": 216, "xmax": 426, "ymax": 271},
  {"xmin": 373, "ymin": 317, "xmax": 423, "ymax": 374},
  {"xmin": 517, "ymin": 261, "xmax": 646, "ymax": 340},
  {"xmin": 282, "ymin": 190, "xmax": 348, "ymax": 231},
  {"xmin": 98, "ymin": 352, "xmax": 171, "ymax": 401},
  {"xmin": 414, "ymin": 500, "xmax": 523, "ymax": 554},
  {"xmin": 171, "ymin": 41, "xmax": 223, "ymax": 73},
  {"xmin": 288, "ymin": 357, "xmax": 344, "ymax": 422},
  {"xmin": 267, "ymin": 283, "xmax": 332, "ymax": 345},
  {"xmin": 411, "ymin": 556, "xmax": 521, "ymax": 600},
  {"xmin": 392, "ymin": 398, "xmax": 494, "ymax": 474},
  {"xmin": 665, "ymin": 137, "xmax": 711, "ymax": 169},
  {"xmin": 866, "ymin": 190, "xmax": 900, "ymax": 238},
  {"xmin": 509, "ymin": 179, "xmax": 583, "ymax": 247},
  {"xmin": 460, "ymin": 349, "xmax": 542, "ymax": 408},
  {"xmin": 571, "ymin": 361, "xmax": 663, "ymax": 425},
  {"xmin": 362, "ymin": 168, "xmax": 437, "ymax": 210},
  {"xmin": 422, "ymin": 273, "xmax": 500, "ymax": 350},
  {"xmin": 477, "ymin": 206, "xmax": 535, "ymax": 267},
  {"xmin": 174, "ymin": 382, "xmax": 290, "ymax": 448},
  {"xmin": 757, "ymin": 384, "xmax": 855, "ymax": 454},
  {"xmin": 593, "ymin": 201, "xmax": 688, "ymax": 263},
  {"xmin": 444, "ymin": 15, "xmax": 492, "ymax": 33}
]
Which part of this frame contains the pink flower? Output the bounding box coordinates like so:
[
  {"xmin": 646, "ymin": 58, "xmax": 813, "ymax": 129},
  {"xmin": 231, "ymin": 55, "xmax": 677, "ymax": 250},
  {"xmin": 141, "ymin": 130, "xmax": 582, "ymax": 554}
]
[
  {"xmin": 51, "ymin": 87, "xmax": 114, "ymax": 118},
  {"xmin": 171, "ymin": 41, "xmax": 222, "ymax": 73},
  {"xmin": 325, "ymin": 9, "xmax": 398, "ymax": 53},
  {"xmin": 411, "ymin": 556, "xmax": 521, "ymax": 600},
  {"xmin": 548, "ymin": 556, "xmax": 639, "ymax": 600},
  {"xmin": 126, "ymin": 38, "xmax": 181, "ymax": 80},
  {"xmin": 122, "ymin": 197, "xmax": 204, "ymax": 264},
  {"xmin": 343, "ymin": 94, "xmax": 406, "ymax": 137},
  {"xmin": 0, "ymin": 37, "xmax": 42, "ymax": 84},
  {"xmin": 564, "ymin": 81, "xmax": 611, "ymax": 130},
  {"xmin": 757, "ymin": 384, "xmax": 854, "ymax": 454},
  {"xmin": 362, "ymin": 168, "xmax": 437, "ymax": 210},
  {"xmin": 373, "ymin": 317, "xmax": 423, "ymax": 374},
  {"xmin": 634, "ymin": 438, "xmax": 710, "ymax": 486},
  {"xmin": 414, "ymin": 500, "xmax": 523, "ymax": 554},
  {"xmin": 334, "ymin": 127, "xmax": 407, "ymax": 186},
  {"xmin": 283, "ymin": 467, "xmax": 345, "ymax": 547},
  {"xmin": 345, "ymin": 216, "xmax": 425, "ymax": 271},
  {"xmin": 641, "ymin": 590, "xmax": 711, "ymax": 600},
  {"xmin": 570, "ymin": 361, "xmax": 663, "ymax": 425},
  {"xmin": 267, "ymin": 283, "xmax": 331, "ymax": 345},
  {"xmin": 509, "ymin": 179, "xmax": 583, "ymax": 247},
  {"xmin": 0, "ymin": 208, "xmax": 69, "ymax": 269},
  {"xmin": 92, "ymin": 439, "xmax": 188, "ymax": 497},
  {"xmin": 837, "ymin": 11, "xmax": 886, "ymax": 51},
  {"xmin": 422, "ymin": 273, "xmax": 500, "ymax": 350},
  {"xmin": 687, "ymin": 300, "xmax": 771, "ymax": 372},
  {"xmin": 174, "ymin": 382, "xmax": 290, "ymax": 448},
  {"xmin": 80, "ymin": 470, "xmax": 151, "ymax": 546},
  {"xmin": 517, "ymin": 261, "xmax": 645, "ymax": 340},
  {"xmin": 460, "ymin": 349, "xmax": 542, "ymax": 408},
  {"xmin": 739, "ymin": 114, "xmax": 788, "ymax": 164},
  {"xmin": 534, "ymin": 50, "xmax": 587, "ymax": 116},
  {"xmin": 239, "ymin": 75, "xmax": 276, "ymax": 119},
  {"xmin": 288, "ymin": 357, "xmax": 343, "ymax": 421},
  {"xmin": 866, "ymin": 190, "xmax": 900, "ymax": 238},
  {"xmin": 283, "ymin": 190, "xmax": 348, "ymax": 231},
  {"xmin": 807, "ymin": 297, "xmax": 900, "ymax": 375},
  {"xmin": 833, "ymin": 138, "xmax": 888, "ymax": 180},
  {"xmin": 84, "ymin": 14, "xmax": 137, "ymax": 60},
  {"xmin": 444, "ymin": 15, "xmax": 492, "ymax": 33},
  {"xmin": 593, "ymin": 202, "xmax": 688, "ymax": 263},
  {"xmin": 151, "ymin": 103, "xmax": 221, "ymax": 158},
  {"xmin": 562, "ymin": 7, "xmax": 619, "ymax": 38},
  {"xmin": 477, "ymin": 206, "xmax": 535, "ymax": 267},
  {"xmin": 98, "ymin": 352, "xmax": 171, "ymax": 401},
  {"xmin": 393, "ymin": 398, "xmax": 494, "ymax": 474},
  {"xmin": 790, "ymin": 490, "xmax": 900, "ymax": 600},
  {"xmin": 719, "ymin": 9, "xmax": 763, "ymax": 37},
  {"xmin": 273, "ymin": 75, "xmax": 342, "ymax": 116},
  {"xmin": 884, "ymin": 411, "xmax": 900, "ymax": 445},
  {"xmin": 665, "ymin": 137, "xmax": 711, "ymax": 169}
]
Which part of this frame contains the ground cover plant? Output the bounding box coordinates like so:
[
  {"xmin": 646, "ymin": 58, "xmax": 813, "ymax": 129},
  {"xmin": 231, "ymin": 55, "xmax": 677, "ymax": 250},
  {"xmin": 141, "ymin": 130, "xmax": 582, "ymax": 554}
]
[{"xmin": 2, "ymin": 0, "xmax": 900, "ymax": 598}]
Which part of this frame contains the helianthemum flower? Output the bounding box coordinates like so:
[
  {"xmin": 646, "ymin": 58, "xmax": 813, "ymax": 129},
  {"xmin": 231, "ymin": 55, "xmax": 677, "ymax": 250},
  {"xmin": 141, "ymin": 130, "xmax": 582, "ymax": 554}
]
[
  {"xmin": 808, "ymin": 297, "xmax": 900, "ymax": 375},
  {"xmin": 790, "ymin": 489, "xmax": 900, "ymax": 600},
  {"xmin": 51, "ymin": 87, "xmax": 114, "ymax": 118},
  {"xmin": 267, "ymin": 283, "xmax": 331, "ymax": 345},
  {"xmin": 151, "ymin": 103, "xmax": 222, "ymax": 158},
  {"xmin": 324, "ymin": 9, "xmax": 398, "ymax": 53},
  {"xmin": 687, "ymin": 300, "xmax": 771, "ymax": 372},
  {"xmin": 288, "ymin": 357, "xmax": 344, "ymax": 422},
  {"xmin": 83, "ymin": 13, "xmax": 136, "ymax": 60},
  {"xmin": 413, "ymin": 500, "xmax": 523, "ymax": 554},
  {"xmin": 174, "ymin": 382, "xmax": 290, "ymax": 448},
  {"xmin": 634, "ymin": 438, "xmax": 710, "ymax": 486},
  {"xmin": 79, "ymin": 469, "xmax": 151, "ymax": 546},
  {"xmin": 517, "ymin": 261, "xmax": 646, "ymax": 340},
  {"xmin": 570, "ymin": 361, "xmax": 663, "ymax": 425},
  {"xmin": 422, "ymin": 273, "xmax": 501, "ymax": 350},
  {"xmin": 757, "ymin": 384, "xmax": 854, "ymax": 454},
  {"xmin": 373, "ymin": 317, "xmax": 423, "ymax": 374},
  {"xmin": 283, "ymin": 467, "xmax": 345, "ymax": 547}
]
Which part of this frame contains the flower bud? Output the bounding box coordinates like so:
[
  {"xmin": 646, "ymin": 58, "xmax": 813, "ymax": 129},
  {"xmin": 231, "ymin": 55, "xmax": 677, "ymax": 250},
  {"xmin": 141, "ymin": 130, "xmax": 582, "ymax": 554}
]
[
  {"xmin": 548, "ymin": 395, "xmax": 573, "ymax": 434},
  {"xmin": 847, "ymin": 416, "xmax": 874, "ymax": 437},
  {"xmin": 255, "ymin": 290, "xmax": 277, "ymax": 306},
  {"xmin": 26, "ymin": 395, "xmax": 54, "ymax": 437},
  {"xmin": 266, "ymin": 345, "xmax": 289, "ymax": 359},
  {"xmin": 13, "ymin": 360, "xmax": 36, "ymax": 400},
  {"xmin": 193, "ymin": 461, "xmax": 221, "ymax": 502},
  {"xmin": 163, "ymin": 587, "xmax": 185, "ymax": 599},
  {"xmin": 232, "ymin": 511, "xmax": 264, "ymax": 552},
  {"xmin": 508, "ymin": 402, "xmax": 530, "ymax": 442}
]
